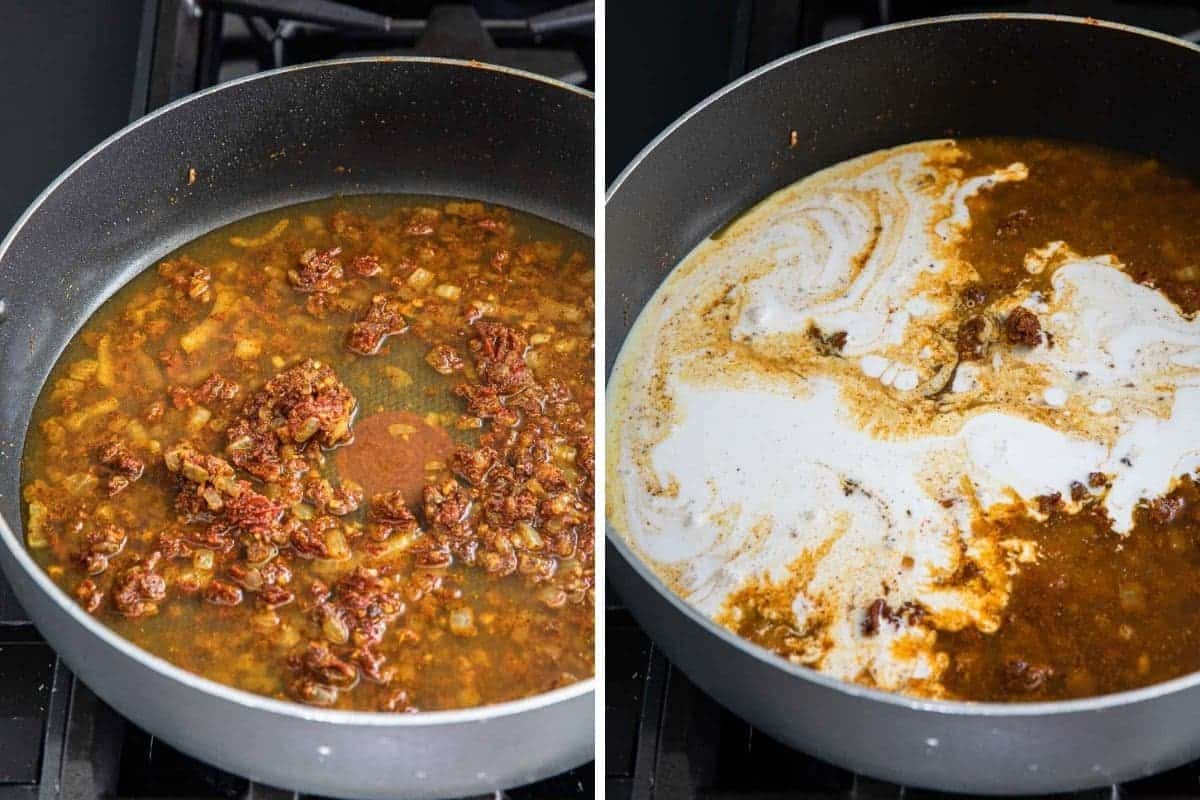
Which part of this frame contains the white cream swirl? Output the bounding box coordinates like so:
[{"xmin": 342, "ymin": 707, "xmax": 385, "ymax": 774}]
[{"xmin": 608, "ymin": 140, "xmax": 1200, "ymax": 695}]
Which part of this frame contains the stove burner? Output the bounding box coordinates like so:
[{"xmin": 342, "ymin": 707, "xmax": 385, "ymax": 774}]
[
  {"xmin": 150, "ymin": 0, "xmax": 592, "ymax": 110},
  {"xmin": 606, "ymin": 605, "xmax": 1200, "ymax": 799},
  {"xmin": 0, "ymin": 623, "xmax": 586, "ymax": 799}
]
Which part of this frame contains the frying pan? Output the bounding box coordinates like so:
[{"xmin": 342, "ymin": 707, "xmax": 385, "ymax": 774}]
[
  {"xmin": 0, "ymin": 58, "xmax": 593, "ymax": 799},
  {"xmin": 606, "ymin": 14, "xmax": 1200, "ymax": 795}
]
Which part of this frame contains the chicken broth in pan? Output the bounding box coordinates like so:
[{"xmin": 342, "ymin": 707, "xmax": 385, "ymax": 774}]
[
  {"xmin": 608, "ymin": 138, "xmax": 1200, "ymax": 701},
  {"xmin": 22, "ymin": 195, "xmax": 594, "ymax": 711}
]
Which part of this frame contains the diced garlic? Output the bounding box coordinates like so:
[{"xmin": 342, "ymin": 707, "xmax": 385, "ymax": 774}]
[
  {"xmin": 180, "ymin": 319, "xmax": 218, "ymax": 353},
  {"xmin": 229, "ymin": 218, "xmax": 289, "ymax": 248},
  {"xmin": 96, "ymin": 336, "xmax": 115, "ymax": 387},
  {"xmin": 25, "ymin": 502, "xmax": 48, "ymax": 548},
  {"xmin": 187, "ymin": 406, "xmax": 212, "ymax": 432},
  {"xmin": 449, "ymin": 607, "xmax": 477, "ymax": 637},
  {"xmin": 193, "ymin": 549, "xmax": 215, "ymax": 571},
  {"xmin": 408, "ymin": 268, "xmax": 434, "ymax": 289},
  {"xmin": 68, "ymin": 359, "xmax": 99, "ymax": 382},
  {"xmin": 234, "ymin": 338, "xmax": 261, "ymax": 359},
  {"xmin": 64, "ymin": 397, "xmax": 119, "ymax": 431},
  {"xmin": 61, "ymin": 472, "xmax": 98, "ymax": 496}
]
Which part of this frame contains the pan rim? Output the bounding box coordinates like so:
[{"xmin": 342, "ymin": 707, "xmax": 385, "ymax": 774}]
[
  {"xmin": 605, "ymin": 12, "xmax": 1200, "ymax": 718},
  {"xmin": 0, "ymin": 55, "xmax": 593, "ymax": 726},
  {"xmin": 607, "ymin": 11, "xmax": 1198, "ymax": 198}
]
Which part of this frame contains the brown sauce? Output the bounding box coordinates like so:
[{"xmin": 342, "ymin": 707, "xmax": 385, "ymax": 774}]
[
  {"xmin": 337, "ymin": 410, "xmax": 454, "ymax": 505},
  {"xmin": 937, "ymin": 138, "xmax": 1200, "ymax": 700},
  {"xmin": 20, "ymin": 195, "xmax": 594, "ymax": 711},
  {"xmin": 957, "ymin": 138, "xmax": 1200, "ymax": 316},
  {"xmin": 940, "ymin": 480, "xmax": 1200, "ymax": 700},
  {"xmin": 703, "ymin": 138, "xmax": 1200, "ymax": 702}
]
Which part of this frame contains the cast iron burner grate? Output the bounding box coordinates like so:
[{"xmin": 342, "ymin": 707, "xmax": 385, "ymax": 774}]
[
  {"xmin": 605, "ymin": 602, "xmax": 1200, "ymax": 800},
  {"xmin": 148, "ymin": 0, "xmax": 593, "ymax": 109},
  {"xmin": 0, "ymin": 2, "xmax": 592, "ymax": 798},
  {"xmin": 0, "ymin": 620, "xmax": 590, "ymax": 799}
]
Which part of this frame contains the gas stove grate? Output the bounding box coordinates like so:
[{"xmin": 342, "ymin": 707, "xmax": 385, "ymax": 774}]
[
  {"xmin": 145, "ymin": 0, "xmax": 593, "ymax": 111},
  {"xmin": 0, "ymin": 619, "xmax": 589, "ymax": 799},
  {"xmin": 605, "ymin": 603, "xmax": 1200, "ymax": 800}
]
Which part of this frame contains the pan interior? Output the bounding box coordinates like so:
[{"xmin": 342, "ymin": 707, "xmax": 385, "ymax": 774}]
[
  {"xmin": 20, "ymin": 190, "xmax": 595, "ymax": 713},
  {"xmin": 614, "ymin": 133, "xmax": 1200, "ymax": 705}
]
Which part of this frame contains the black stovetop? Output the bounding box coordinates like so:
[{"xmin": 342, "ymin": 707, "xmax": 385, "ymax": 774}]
[
  {"xmin": 606, "ymin": 602, "xmax": 1200, "ymax": 800},
  {"xmin": 0, "ymin": 621, "xmax": 590, "ymax": 800},
  {"xmin": 0, "ymin": 2, "xmax": 593, "ymax": 798},
  {"xmin": 605, "ymin": 1, "xmax": 1200, "ymax": 799}
]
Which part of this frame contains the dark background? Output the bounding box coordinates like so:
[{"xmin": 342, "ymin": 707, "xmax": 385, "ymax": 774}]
[
  {"xmin": 0, "ymin": 0, "xmax": 593, "ymax": 239},
  {"xmin": 606, "ymin": 0, "xmax": 1200, "ymax": 184},
  {"xmin": 0, "ymin": 1, "xmax": 147, "ymax": 238}
]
